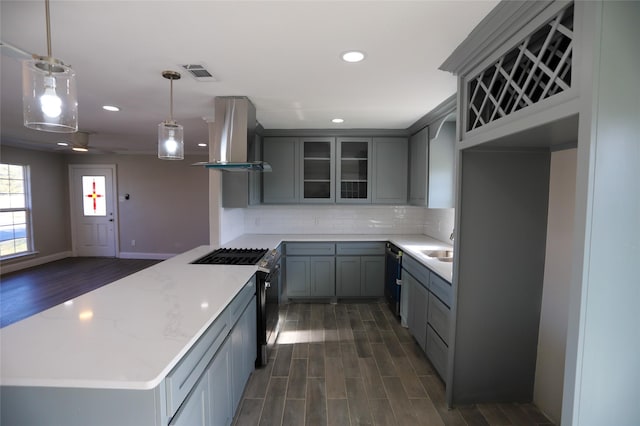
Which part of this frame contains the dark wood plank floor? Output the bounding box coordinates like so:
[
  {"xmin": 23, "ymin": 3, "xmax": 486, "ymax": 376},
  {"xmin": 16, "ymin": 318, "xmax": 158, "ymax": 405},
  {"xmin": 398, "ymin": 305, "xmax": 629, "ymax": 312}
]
[
  {"xmin": 0, "ymin": 257, "xmax": 160, "ymax": 328},
  {"xmin": 234, "ymin": 302, "xmax": 555, "ymax": 426}
]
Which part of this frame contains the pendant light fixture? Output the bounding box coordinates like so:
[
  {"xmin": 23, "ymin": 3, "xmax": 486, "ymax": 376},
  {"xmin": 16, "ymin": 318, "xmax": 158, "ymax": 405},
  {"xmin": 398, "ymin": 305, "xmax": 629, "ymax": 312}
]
[
  {"xmin": 22, "ymin": 0, "xmax": 78, "ymax": 133},
  {"xmin": 158, "ymin": 70, "xmax": 184, "ymax": 160}
]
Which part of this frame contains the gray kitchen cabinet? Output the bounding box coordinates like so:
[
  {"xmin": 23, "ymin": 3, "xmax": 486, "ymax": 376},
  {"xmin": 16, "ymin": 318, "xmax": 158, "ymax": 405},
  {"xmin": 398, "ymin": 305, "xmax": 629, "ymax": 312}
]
[
  {"xmin": 169, "ymin": 365, "xmax": 210, "ymax": 426},
  {"xmin": 361, "ymin": 256, "xmax": 385, "ymax": 297},
  {"xmin": 285, "ymin": 243, "xmax": 336, "ymax": 298},
  {"xmin": 336, "ymin": 256, "xmax": 361, "ymax": 297},
  {"xmin": 300, "ymin": 137, "xmax": 335, "ymax": 203},
  {"xmin": 208, "ymin": 337, "xmax": 232, "ymax": 426},
  {"xmin": 335, "ymin": 242, "xmax": 385, "ymax": 297},
  {"xmin": 406, "ymin": 272, "xmax": 429, "ymax": 352},
  {"xmin": 310, "ymin": 256, "xmax": 336, "ymax": 296},
  {"xmin": 171, "ymin": 336, "xmax": 232, "ymax": 426},
  {"xmin": 372, "ymin": 137, "xmax": 408, "ymax": 204},
  {"xmin": 428, "ymin": 120, "xmax": 456, "ymax": 208},
  {"xmin": 230, "ymin": 295, "xmax": 257, "ymax": 413},
  {"xmin": 409, "ymin": 127, "xmax": 428, "ymax": 206},
  {"xmin": 426, "ymin": 325, "xmax": 448, "ymax": 380},
  {"xmin": 285, "ymin": 256, "xmax": 310, "ymax": 297},
  {"xmin": 263, "ymin": 137, "xmax": 299, "ymax": 203},
  {"xmin": 427, "ymin": 292, "xmax": 450, "ymax": 345},
  {"xmin": 286, "ymin": 256, "xmax": 335, "ymax": 297},
  {"xmin": 336, "ymin": 137, "xmax": 372, "ymax": 203},
  {"xmin": 403, "ymin": 253, "xmax": 452, "ymax": 382}
]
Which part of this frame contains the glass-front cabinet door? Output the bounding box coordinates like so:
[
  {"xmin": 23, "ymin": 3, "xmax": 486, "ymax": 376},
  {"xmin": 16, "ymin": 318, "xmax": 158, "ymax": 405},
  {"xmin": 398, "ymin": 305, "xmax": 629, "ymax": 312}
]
[
  {"xmin": 336, "ymin": 137, "xmax": 372, "ymax": 203},
  {"xmin": 300, "ymin": 137, "xmax": 335, "ymax": 203}
]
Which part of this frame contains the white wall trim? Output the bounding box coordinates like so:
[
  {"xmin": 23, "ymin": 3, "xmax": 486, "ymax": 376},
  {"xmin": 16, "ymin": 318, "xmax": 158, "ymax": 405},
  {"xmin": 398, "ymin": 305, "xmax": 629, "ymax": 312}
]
[
  {"xmin": 119, "ymin": 252, "xmax": 176, "ymax": 260},
  {"xmin": 0, "ymin": 251, "xmax": 72, "ymax": 274}
]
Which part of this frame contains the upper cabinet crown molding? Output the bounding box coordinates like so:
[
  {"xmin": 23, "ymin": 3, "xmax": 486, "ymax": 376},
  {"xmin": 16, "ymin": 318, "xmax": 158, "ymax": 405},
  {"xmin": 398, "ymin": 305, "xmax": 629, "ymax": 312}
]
[
  {"xmin": 440, "ymin": 1, "xmax": 568, "ymax": 76},
  {"xmin": 407, "ymin": 94, "xmax": 456, "ymax": 136}
]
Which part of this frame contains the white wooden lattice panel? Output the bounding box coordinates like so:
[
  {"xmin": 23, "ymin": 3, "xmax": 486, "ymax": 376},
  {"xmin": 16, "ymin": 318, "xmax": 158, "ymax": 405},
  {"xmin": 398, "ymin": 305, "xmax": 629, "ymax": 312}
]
[{"xmin": 467, "ymin": 4, "xmax": 574, "ymax": 132}]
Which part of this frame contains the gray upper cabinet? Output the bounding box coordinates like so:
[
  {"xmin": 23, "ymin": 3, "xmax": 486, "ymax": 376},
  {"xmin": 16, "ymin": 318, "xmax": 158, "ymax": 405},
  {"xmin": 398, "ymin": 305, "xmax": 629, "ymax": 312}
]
[
  {"xmin": 428, "ymin": 120, "xmax": 456, "ymax": 208},
  {"xmin": 300, "ymin": 137, "xmax": 335, "ymax": 203},
  {"xmin": 409, "ymin": 127, "xmax": 428, "ymax": 206},
  {"xmin": 372, "ymin": 137, "xmax": 408, "ymax": 204},
  {"xmin": 264, "ymin": 134, "xmax": 409, "ymax": 205},
  {"xmin": 336, "ymin": 137, "xmax": 372, "ymax": 203},
  {"xmin": 263, "ymin": 137, "xmax": 299, "ymax": 203}
]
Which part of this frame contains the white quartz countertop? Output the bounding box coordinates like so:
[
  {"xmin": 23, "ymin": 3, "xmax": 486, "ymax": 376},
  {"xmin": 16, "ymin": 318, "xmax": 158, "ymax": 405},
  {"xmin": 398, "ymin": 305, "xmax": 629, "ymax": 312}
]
[
  {"xmin": 0, "ymin": 246, "xmax": 258, "ymax": 390},
  {"xmin": 226, "ymin": 233, "xmax": 453, "ymax": 282},
  {"xmin": 0, "ymin": 234, "xmax": 452, "ymax": 390}
]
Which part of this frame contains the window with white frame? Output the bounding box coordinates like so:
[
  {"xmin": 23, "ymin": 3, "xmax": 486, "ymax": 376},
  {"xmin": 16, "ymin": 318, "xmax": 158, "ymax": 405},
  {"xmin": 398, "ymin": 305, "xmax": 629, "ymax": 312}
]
[{"xmin": 0, "ymin": 163, "xmax": 33, "ymax": 258}]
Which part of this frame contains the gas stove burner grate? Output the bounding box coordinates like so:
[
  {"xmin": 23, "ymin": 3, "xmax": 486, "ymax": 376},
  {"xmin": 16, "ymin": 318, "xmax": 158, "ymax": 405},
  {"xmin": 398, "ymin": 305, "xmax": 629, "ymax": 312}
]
[{"xmin": 191, "ymin": 248, "xmax": 268, "ymax": 265}]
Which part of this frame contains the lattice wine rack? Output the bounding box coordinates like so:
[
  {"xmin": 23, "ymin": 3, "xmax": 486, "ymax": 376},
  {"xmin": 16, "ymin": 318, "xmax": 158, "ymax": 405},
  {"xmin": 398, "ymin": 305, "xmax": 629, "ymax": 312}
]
[{"xmin": 466, "ymin": 3, "xmax": 574, "ymax": 132}]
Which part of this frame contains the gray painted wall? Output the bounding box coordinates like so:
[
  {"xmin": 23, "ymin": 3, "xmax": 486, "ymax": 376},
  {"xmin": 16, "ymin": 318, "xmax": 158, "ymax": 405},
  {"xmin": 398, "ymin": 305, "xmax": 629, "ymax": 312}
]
[
  {"xmin": 534, "ymin": 148, "xmax": 576, "ymax": 424},
  {"xmin": 452, "ymin": 149, "xmax": 550, "ymax": 404},
  {"xmin": 65, "ymin": 153, "xmax": 210, "ymax": 256},
  {"xmin": 1, "ymin": 146, "xmax": 209, "ymax": 269},
  {"xmin": 563, "ymin": 2, "xmax": 640, "ymax": 425}
]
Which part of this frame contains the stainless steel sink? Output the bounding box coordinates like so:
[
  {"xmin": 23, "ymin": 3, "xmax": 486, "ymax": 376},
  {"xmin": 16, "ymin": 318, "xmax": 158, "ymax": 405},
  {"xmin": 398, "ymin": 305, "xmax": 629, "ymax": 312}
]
[{"xmin": 422, "ymin": 249, "xmax": 454, "ymax": 262}]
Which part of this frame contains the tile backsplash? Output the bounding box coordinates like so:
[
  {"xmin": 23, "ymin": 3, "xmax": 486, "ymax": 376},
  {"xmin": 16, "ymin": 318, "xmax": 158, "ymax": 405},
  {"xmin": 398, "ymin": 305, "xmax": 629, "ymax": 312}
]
[{"xmin": 221, "ymin": 205, "xmax": 454, "ymax": 244}]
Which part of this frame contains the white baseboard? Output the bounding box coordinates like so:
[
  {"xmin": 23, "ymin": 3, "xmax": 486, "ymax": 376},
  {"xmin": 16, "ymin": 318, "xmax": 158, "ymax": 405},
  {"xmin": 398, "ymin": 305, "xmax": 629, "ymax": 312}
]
[
  {"xmin": 119, "ymin": 252, "xmax": 176, "ymax": 260},
  {"xmin": 0, "ymin": 251, "xmax": 73, "ymax": 274}
]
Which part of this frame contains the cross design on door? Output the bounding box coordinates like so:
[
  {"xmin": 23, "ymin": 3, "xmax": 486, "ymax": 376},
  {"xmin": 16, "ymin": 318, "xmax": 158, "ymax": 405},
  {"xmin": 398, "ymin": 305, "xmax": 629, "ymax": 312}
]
[
  {"xmin": 82, "ymin": 175, "xmax": 106, "ymax": 216},
  {"xmin": 86, "ymin": 179, "xmax": 103, "ymax": 212}
]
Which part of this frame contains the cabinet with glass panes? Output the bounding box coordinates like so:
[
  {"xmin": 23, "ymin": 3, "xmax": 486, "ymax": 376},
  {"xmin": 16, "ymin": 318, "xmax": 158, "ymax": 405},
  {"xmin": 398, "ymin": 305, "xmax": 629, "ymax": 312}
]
[
  {"xmin": 336, "ymin": 137, "xmax": 371, "ymax": 203},
  {"xmin": 300, "ymin": 137, "xmax": 335, "ymax": 203}
]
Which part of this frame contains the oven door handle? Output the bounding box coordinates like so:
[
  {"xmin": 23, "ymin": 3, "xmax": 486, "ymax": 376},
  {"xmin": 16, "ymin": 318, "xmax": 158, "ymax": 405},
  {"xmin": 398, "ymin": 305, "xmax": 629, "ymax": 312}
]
[{"xmin": 264, "ymin": 263, "xmax": 281, "ymax": 288}]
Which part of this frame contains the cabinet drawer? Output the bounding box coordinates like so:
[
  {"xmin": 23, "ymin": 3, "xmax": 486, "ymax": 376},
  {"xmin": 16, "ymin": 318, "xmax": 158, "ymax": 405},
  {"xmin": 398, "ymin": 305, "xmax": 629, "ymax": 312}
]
[
  {"xmin": 336, "ymin": 242, "xmax": 385, "ymax": 256},
  {"xmin": 426, "ymin": 325, "xmax": 448, "ymax": 381},
  {"xmin": 427, "ymin": 292, "xmax": 450, "ymax": 345},
  {"xmin": 166, "ymin": 307, "xmax": 231, "ymax": 418},
  {"xmin": 429, "ymin": 273, "xmax": 452, "ymax": 307},
  {"xmin": 286, "ymin": 242, "xmax": 335, "ymax": 256},
  {"xmin": 402, "ymin": 254, "xmax": 430, "ymax": 286},
  {"xmin": 229, "ymin": 277, "xmax": 256, "ymax": 325}
]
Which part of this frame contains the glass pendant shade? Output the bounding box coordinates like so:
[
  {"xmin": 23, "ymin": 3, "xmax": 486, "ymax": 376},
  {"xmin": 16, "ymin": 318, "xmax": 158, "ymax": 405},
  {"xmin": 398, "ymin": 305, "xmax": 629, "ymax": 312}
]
[
  {"xmin": 23, "ymin": 57, "xmax": 78, "ymax": 133},
  {"xmin": 158, "ymin": 121, "xmax": 184, "ymax": 160}
]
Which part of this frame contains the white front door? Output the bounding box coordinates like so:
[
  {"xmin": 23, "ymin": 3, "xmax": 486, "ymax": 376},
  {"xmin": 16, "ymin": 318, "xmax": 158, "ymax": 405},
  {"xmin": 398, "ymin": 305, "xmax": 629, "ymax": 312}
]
[{"xmin": 69, "ymin": 165, "xmax": 117, "ymax": 257}]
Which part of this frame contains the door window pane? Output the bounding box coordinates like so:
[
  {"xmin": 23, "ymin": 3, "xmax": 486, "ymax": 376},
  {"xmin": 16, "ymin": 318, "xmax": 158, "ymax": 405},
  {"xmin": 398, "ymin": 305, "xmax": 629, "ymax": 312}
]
[{"xmin": 82, "ymin": 175, "xmax": 107, "ymax": 216}]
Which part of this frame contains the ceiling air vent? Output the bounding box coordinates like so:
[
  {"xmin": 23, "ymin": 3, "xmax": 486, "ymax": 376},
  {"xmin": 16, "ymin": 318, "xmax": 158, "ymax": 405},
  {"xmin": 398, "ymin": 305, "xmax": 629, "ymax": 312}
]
[{"xmin": 180, "ymin": 64, "xmax": 217, "ymax": 81}]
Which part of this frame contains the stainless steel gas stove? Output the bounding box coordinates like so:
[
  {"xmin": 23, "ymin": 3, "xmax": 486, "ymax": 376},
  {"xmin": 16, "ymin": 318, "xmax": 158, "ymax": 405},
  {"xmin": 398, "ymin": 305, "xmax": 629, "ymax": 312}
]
[{"xmin": 191, "ymin": 247, "xmax": 281, "ymax": 367}]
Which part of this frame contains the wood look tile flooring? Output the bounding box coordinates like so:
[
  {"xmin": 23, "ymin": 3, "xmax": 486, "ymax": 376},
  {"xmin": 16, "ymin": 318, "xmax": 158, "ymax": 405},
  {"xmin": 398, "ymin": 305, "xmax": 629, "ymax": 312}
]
[{"xmin": 234, "ymin": 302, "xmax": 554, "ymax": 426}]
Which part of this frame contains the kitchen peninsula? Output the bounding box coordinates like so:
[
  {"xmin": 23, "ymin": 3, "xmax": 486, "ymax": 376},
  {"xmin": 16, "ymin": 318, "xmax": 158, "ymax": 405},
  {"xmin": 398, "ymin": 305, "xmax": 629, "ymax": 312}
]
[{"xmin": 0, "ymin": 234, "xmax": 452, "ymax": 426}]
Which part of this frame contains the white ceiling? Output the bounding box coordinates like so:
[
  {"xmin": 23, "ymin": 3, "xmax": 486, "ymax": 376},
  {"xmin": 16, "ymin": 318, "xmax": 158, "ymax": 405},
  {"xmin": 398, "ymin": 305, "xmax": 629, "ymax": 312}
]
[{"xmin": 0, "ymin": 1, "xmax": 497, "ymax": 155}]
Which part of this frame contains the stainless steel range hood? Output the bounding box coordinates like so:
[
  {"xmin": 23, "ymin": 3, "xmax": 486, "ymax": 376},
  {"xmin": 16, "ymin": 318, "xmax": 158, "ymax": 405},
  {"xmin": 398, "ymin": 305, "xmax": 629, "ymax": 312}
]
[{"xmin": 193, "ymin": 96, "xmax": 271, "ymax": 172}]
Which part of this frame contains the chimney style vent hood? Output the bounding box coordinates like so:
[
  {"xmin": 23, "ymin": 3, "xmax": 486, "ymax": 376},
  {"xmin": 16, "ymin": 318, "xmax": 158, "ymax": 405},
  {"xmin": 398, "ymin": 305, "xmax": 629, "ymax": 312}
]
[{"xmin": 193, "ymin": 96, "xmax": 271, "ymax": 172}]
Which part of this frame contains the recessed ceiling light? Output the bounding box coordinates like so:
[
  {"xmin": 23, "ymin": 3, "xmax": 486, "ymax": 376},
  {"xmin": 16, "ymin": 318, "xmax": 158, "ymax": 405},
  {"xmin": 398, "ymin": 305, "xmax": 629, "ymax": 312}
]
[
  {"xmin": 198, "ymin": 143, "xmax": 207, "ymax": 147},
  {"xmin": 72, "ymin": 147, "xmax": 88, "ymax": 152},
  {"xmin": 341, "ymin": 51, "xmax": 365, "ymax": 63},
  {"xmin": 332, "ymin": 118, "xmax": 345, "ymax": 123},
  {"xmin": 102, "ymin": 105, "xmax": 120, "ymax": 112},
  {"xmin": 57, "ymin": 141, "xmax": 69, "ymax": 146}
]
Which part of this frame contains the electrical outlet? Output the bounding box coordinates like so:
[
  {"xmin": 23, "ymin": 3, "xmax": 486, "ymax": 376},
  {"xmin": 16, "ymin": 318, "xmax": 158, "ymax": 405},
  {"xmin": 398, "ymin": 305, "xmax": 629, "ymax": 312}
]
[{"xmin": 131, "ymin": 239, "xmax": 136, "ymax": 247}]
